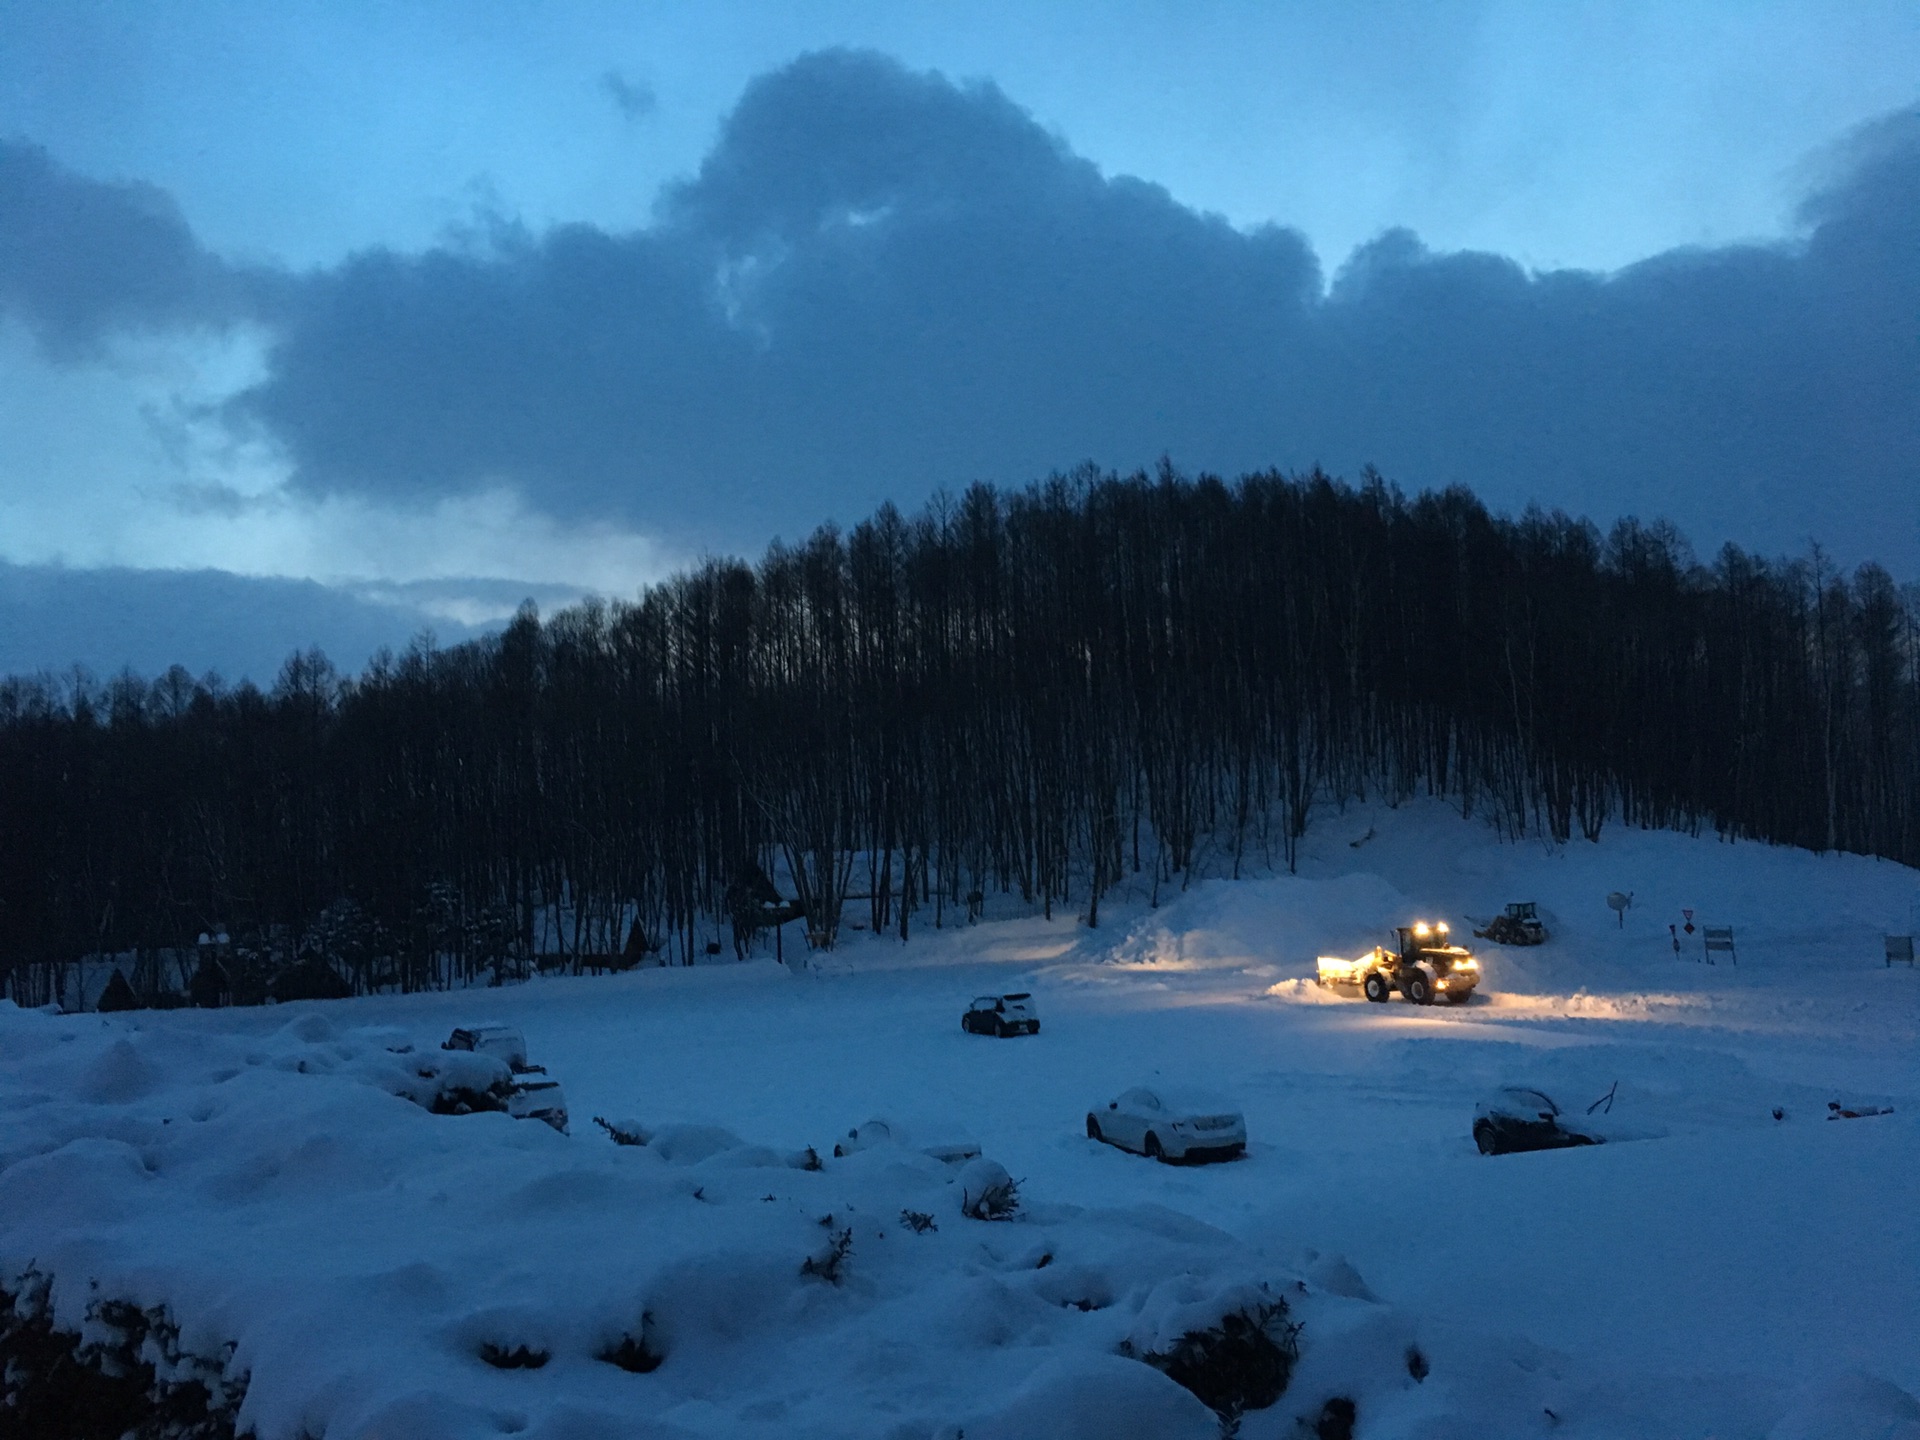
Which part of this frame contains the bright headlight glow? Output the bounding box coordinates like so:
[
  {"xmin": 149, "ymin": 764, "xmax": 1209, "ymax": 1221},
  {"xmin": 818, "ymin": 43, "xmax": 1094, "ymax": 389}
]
[{"xmin": 1414, "ymin": 922, "xmax": 1430, "ymax": 936}]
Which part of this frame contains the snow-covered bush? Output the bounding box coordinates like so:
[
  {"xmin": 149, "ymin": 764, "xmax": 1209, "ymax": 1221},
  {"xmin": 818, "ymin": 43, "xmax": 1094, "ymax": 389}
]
[
  {"xmin": 957, "ymin": 1157, "xmax": 1020, "ymax": 1219},
  {"xmin": 0, "ymin": 1271, "xmax": 242, "ymax": 1439},
  {"xmin": 375, "ymin": 1047, "xmax": 514, "ymax": 1115},
  {"xmin": 800, "ymin": 1225, "xmax": 854, "ymax": 1284},
  {"xmin": 594, "ymin": 1115, "xmax": 821, "ymax": 1170},
  {"xmin": 477, "ymin": 1341, "xmax": 549, "ymax": 1369},
  {"xmin": 1311, "ymin": 1395, "xmax": 1358, "ymax": 1439},
  {"xmin": 1120, "ymin": 1281, "xmax": 1300, "ymax": 1418},
  {"xmin": 596, "ymin": 1312, "xmax": 665, "ymax": 1373},
  {"xmin": 593, "ymin": 1114, "xmax": 649, "ymax": 1145}
]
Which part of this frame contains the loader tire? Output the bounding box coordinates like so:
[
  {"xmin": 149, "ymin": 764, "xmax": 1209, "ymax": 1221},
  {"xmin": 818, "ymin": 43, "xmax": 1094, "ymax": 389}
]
[
  {"xmin": 1405, "ymin": 973, "xmax": 1433, "ymax": 1005},
  {"xmin": 1363, "ymin": 972, "xmax": 1390, "ymax": 1003}
]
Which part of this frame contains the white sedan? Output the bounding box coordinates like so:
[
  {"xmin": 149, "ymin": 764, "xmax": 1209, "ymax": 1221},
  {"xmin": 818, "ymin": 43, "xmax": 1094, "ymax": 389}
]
[{"xmin": 1085, "ymin": 1086, "xmax": 1247, "ymax": 1163}]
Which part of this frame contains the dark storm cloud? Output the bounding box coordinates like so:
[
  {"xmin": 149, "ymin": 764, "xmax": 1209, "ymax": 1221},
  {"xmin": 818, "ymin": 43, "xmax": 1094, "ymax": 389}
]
[
  {"xmin": 13, "ymin": 54, "xmax": 1920, "ymax": 568},
  {"xmin": 0, "ymin": 561, "xmax": 487, "ymax": 683},
  {"xmin": 1302, "ymin": 108, "xmax": 1920, "ymax": 567},
  {"xmin": 238, "ymin": 50, "xmax": 1322, "ymax": 547},
  {"xmin": 0, "ymin": 140, "xmax": 255, "ymax": 359}
]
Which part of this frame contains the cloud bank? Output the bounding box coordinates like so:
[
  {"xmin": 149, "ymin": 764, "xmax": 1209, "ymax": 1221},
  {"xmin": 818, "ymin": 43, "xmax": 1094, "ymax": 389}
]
[
  {"xmin": 0, "ymin": 562, "xmax": 494, "ymax": 684},
  {"xmin": 0, "ymin": 142, "xmax": 258, "ymax": 361},
  {"xmin": 3, "ymin": 50, "xmax": 1917, "ymax": 572}
]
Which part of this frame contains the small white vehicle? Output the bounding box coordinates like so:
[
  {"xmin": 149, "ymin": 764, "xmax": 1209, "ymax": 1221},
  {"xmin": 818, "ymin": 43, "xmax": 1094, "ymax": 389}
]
[
  {"xmin": 1086, "ymin": 1086, "xmax": 1246, "ymax": 1163},
  {"xmin": 832, "ymin": 1117, "xmax": 982, "ymax": 1165},
  {"xmin": 443, "ymin": 1023, "xmax": 543, "ymax": 1072},
  {"xmin": 961, "ymin": 992, "xmax": 1040, "ymax": 1037}
]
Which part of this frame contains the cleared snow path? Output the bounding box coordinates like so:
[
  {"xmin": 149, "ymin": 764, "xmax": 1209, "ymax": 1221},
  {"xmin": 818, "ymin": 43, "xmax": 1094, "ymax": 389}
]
[{"xmin": 4, "ymin": 801, "xmax": 1918, "ymax": 1438}]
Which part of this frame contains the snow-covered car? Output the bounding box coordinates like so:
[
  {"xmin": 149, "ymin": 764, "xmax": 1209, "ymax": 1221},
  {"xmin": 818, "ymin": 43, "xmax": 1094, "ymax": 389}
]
[
  {"xmin": 832, "ymin": 1117, "xmax": 982, "ymax": 1165},
  {"xmin": 1472, "ymin": 1086, "xmax": 1601, "ymax": 1156},
  {"xmin": 507, "ymin": 1078, "xmax": 570, "ymax": 1134},
  {"xmin": 442, "ymin": 1023, "xmax": 542, "ymax": 1072},
  {"xmin": 1086, "ymin": 1086, "xmax": 1246, "ymax": 1163},
  {"xmin": 961, "ymin": 992, "xmax": 1040, "ymax": 1037}
]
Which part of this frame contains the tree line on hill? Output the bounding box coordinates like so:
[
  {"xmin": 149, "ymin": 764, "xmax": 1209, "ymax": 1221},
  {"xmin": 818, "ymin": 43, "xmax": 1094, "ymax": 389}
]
[{"xmin": 3, "ymin": 466, "xmax": 1916, "ymax": 1007}]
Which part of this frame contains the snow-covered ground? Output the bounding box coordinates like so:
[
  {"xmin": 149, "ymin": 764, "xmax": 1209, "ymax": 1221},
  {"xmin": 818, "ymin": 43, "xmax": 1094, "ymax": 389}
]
[{"xmin": 5, "ymin": 801, "xmax": 1919, "ymax": 1438}]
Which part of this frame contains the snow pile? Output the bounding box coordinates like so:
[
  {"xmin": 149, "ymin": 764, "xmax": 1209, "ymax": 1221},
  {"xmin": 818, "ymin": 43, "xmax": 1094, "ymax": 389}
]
[{"xmin": 0, "ymin": 1003, "xmax": 1482, "ymax": 1438}]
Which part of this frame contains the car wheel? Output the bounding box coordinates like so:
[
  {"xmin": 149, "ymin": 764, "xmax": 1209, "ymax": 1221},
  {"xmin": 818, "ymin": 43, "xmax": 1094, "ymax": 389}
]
[
  {"xmin": 1029, "ymin": 1021, "xmax": 1040, "ymax": 1034},
  {"xmin": 1363, "ymin": 972, "xmax": 1390, "ymax": 1003},
  {"xmin": 1406, "ymin": 973, "xmax": 1432, "ymax": 1005},
  {"xmin": 1143, "ymin": 1132, "xmax": 1165, "ymax": 1161},
  {"xmin": 1472, "ymin": 1118, "xmax": 1498, "ymax": 1155},
  {"xmin": 1086, "ymin": 1115, "xmax": 1102, "ymax": 1141}
]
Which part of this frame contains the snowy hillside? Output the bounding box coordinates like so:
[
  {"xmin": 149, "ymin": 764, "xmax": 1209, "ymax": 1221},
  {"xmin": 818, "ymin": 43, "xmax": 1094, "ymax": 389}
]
[{"xmin": 4, "ymin": 801, "xmax": 1919, "ymax": 1438}]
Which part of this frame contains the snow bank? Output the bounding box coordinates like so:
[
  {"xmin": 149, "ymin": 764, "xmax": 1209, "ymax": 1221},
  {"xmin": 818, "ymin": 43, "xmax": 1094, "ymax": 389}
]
[{"xmin": 0, "ymin": 1006, "xmax": 1445, "ymax": 1437}]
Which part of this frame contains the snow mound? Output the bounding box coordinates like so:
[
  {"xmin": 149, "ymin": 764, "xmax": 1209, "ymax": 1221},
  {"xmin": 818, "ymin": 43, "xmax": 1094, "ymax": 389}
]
[
  {"xmin": 0, "ymin": 1005, "xmax": 1425, "ymax": 1438},
  {"xmin": 77, "ymin": 1037, "xmax": 159, "ymax": 1104},
  {"xmin": 1770, "ymin": 1372, "xmax": 1920, "ymax": 1440},
  {"xmin": 962, "ymin": 1352, "xmax": 1218, "ymax": 1439}
]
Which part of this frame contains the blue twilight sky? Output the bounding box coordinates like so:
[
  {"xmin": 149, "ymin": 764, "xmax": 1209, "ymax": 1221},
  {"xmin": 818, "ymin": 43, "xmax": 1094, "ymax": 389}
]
[{"xmin": 1, "ymin": 0, "xmax": 1917, "ymax": 680}]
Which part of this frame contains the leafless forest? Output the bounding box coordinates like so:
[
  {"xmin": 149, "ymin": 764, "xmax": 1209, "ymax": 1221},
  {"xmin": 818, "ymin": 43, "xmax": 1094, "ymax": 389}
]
[{"xmin": 3, "ymin": 468, "xmax": 1915, "ymax": 1006}]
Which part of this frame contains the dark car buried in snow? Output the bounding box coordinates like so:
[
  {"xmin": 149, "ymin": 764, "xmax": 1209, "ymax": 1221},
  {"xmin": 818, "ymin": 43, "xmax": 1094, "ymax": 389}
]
[{"xmin": 1472, "ymin": 1086, "xmax": 1602, "ymax": 1156}]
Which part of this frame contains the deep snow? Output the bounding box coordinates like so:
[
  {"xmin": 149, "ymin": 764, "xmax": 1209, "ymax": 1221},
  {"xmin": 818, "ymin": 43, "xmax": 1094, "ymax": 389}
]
[{"xmin": 4, "ymin": 800, "xmax": 1919, "ymax": 1438}]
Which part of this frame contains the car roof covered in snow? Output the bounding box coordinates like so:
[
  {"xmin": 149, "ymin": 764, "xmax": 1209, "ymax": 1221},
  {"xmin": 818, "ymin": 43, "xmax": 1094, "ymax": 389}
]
[
  {"xmin": 1114, "ymin": 1084, "xmax": 1241, "ymax": 1116},
  {"xmin": 1478, "ymin": 1086, "xmax": 1561, "ymax": 1119}
]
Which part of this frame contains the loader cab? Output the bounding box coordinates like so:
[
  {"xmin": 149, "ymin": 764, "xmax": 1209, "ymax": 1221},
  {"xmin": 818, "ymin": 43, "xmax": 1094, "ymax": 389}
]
[{"xmin": 1395, "ymin": 921, "xmax": 1454, "ymax": 962}]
